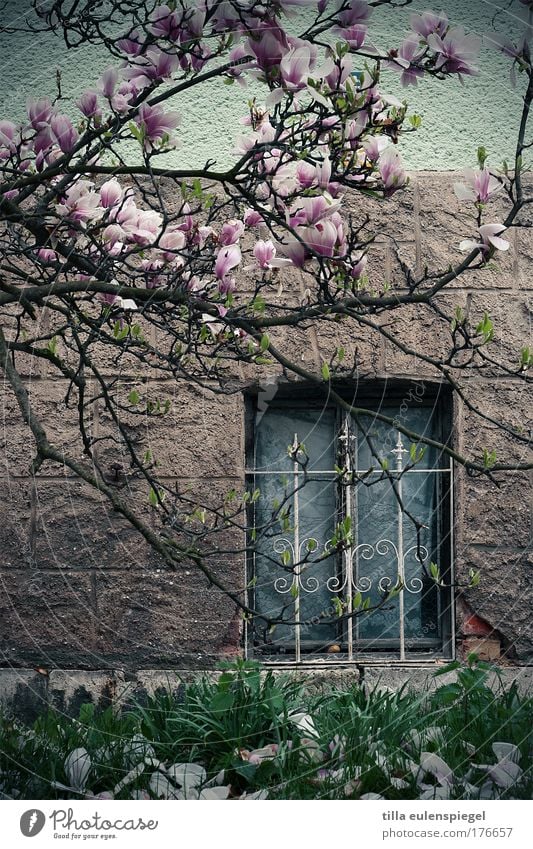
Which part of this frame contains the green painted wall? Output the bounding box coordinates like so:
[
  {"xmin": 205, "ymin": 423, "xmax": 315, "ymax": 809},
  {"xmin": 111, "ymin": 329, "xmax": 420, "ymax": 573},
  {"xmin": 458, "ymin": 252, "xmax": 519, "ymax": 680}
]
[{"xmin": 0, "ymin": 1, "xmax": 527, "ymax": 170}]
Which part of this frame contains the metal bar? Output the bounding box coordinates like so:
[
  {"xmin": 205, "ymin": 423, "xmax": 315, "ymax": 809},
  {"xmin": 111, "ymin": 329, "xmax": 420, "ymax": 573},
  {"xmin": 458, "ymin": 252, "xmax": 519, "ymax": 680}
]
[
  {"xmin": 292, "ymin": 433, "xmax": 301, "ymax": 664},
  {"xmin": 247, "ymin": 468, "xmax": 452, "ymax": 475},
  {"xmin": 393, "ymin": 432, "xmax": 407, "ymax": 662},
  {"xmin": 449, "ymin": 456, "xmax": 456, "ymax": 660},
  {"xmin": 342, "ymin": 413, "xmax": 354, "ymax": 661}
]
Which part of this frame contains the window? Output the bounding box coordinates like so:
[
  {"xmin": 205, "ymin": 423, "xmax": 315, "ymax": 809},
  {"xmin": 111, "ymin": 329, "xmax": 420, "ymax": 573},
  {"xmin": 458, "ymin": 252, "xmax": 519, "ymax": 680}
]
[{"xmin": 245, "ymin": 385, "xmax": 454, "ymax": 663}]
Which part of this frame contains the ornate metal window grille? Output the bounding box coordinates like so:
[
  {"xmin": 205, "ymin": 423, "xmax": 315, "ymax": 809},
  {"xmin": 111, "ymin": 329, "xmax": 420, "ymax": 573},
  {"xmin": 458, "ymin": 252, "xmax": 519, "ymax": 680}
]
[{"xmin": 246, "ymin": 395, "xmax": 454, "ymax": 664}]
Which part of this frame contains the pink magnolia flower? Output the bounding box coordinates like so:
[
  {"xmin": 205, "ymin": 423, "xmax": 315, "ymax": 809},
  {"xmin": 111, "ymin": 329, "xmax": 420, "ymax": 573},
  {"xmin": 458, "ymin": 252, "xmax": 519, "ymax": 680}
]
[
  {"xmin": 149, "ymin": 4, "xmax": 181, "ymax": 40},
  {"xmin": 254, "ymin": 239, "xmax": 276, "ymax": 269},
  {"xmin": 102, "ymin": 223, "xmax": 125, "ymax": 252},
  {"xmin": 459, "ymin": 223, "xmax": 510, "ymax": 254},
  {"xmin": 279, "ymin": 43, "xmax": 317, "ymax": 91},
  {"xmin": 350, "ymin": 251, "xmax": 368, "ymax": 279},
  {"xmin": 243, "ymin": 208, "xmax": 264, "ymax": 227},
  {"xmin": 219, "ymin": 219, "xmax": 245, "ymax": 246},
  {"xmin": 315, "ymin": 153, "xmax": 332, "ymax": 189},
  {"xmin": 410, "ymin": 11, "xmax": 449, "ymax": 39},
  {"xmin": 247, "ymin": 24, "xmax": 287, "ymax": 72},
  {"xmin": 427, "ymin": 27, "xmax": 481, "ymax": 77},
  {"xmin": 387, "ymin": 33, "xmax": 425, "ymax": 86},
  {"xmin": 336, "ymin": 24, "xmax": 368, "ymax": 49},
  {"xmin": 135, "ymin": 103, "xmax": 180, "ymax": 147},
  {"xmin": 296, "ymin": 161, "xmax": 317, "ymax": 189},
  {"xmin": 27, "ymin": 97, "xmax": 54, "ymax": 130},
  {"xmin": 378, "ymin": 146, "xmax": 407, "ymax": 194},
  {"xmin": 100, "ymin": 179, "xmax": 123, "ymax": 208},
  {"xmin": 76, "ymin": 90, "xmax": 101, "ymax": 121},
  {"xmin": 305, "ymin": 219, "xmax": 339, "ymax": 257},
  {"xmin": 123, "ymin": 47, "xmax": 179, "ymax": 88},
  {"xmin": 289, "ymin": 194, "xmax": 341, "ymax": 227},
  {"xmin": 324, "ymin": 54, "xmax": 353, "ymax": 90},
  {"xmin": 363, "ymin": 135, "xmax": 389, "ymax": 162},
  {"xmin": 337, "ymin": 0, "xmax": 372, "ymax": 28},
  {"xmin": 111, "ymin": 82, "xmax": 136, "ymax": 114},
  {"xmin": 215, "ymin": 244, "xmax": 242, "ymax": 280},
  {"xmin": 454, "ymin": 167, "xmax": 502, "ymax": 204},
  {"xmin": 36, "ymin": 248, "xmax": 58, "ymax": 263},
  {"xmin": 158, "ymin": 228, "xmax": 186, "ymax": 262},
  {"xmin": 50, "ymin": 115, "xmax": 79, "ymax": 153},
  {"xmin": 275, "ymin": 232, "xmax": 307, "ymax": 268},
  {"xmin": 100, "ymin": 67, "xmax": 120, "ymax": 100},
  {"xmin": 56, "ymin": 181, "xmax": 104, "ymax": 224},
  {"xmin": 0, "ymin": 120, "xmax": 18, "ymax": 154},
  {"xmin": 252, "ymin": 239, "xmax": 292, "ymax": 270},
  {"xmin": 126, "ymin": 207, "xmax": 163, "ymax": 246},
  {"xmin": 116, "ymin": 29, "xmax": 145, "ymax": 56}
]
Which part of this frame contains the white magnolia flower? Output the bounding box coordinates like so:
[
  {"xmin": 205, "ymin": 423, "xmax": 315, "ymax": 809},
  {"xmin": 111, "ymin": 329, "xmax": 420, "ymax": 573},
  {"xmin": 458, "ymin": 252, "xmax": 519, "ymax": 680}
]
[
  {"xmin": 64, "ymin": 748, "xmax": 91, "ymax": 793},
  {"xmin": 459, "ymin": 223, "xmax": 510, "ymax": 253},
  {"xmin": 288, "ymin": 711, "xmax": 319, "ymax": 738}
]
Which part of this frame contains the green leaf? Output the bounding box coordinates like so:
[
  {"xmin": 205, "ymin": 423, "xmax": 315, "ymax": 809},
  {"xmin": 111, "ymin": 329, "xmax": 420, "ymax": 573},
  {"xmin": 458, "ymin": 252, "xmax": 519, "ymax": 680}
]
[
  {"xmin": 148, "ymin": 487, "xmax": 159, "ymax": 507},
  {"xmin": 260, "ymin": 333, "xmax": 269, "ymax": 352},
  {"xmin": 469, "ymin": 568, "xmax": 481, "ymax": 588},
  {"xmin": 321, "ymin": 362, "xmax": 331, "ymax": 381},
  {"xmin": 210, "ymin": 691, "xmax": 234, "ymax": 713},
  {"xmin": 475, "ymin": 311, "xmax": 494, "ymax": 343},
  {"xmin": 128, "ymin": 389, "xmax": 140, "ymax": 406},
  {"xmin": 429, "ymin": 561, "xmax": 440, "ymax": 583},
  {"xmin": 520, "ymin": 346, "xmax": 533, "ymax": 369},
  {"xmin": 482, "ymin": 448, "xmax": 497, "ymax": 470},
  {"xmin": 477, "ymin": 146, "xmax": 488, "ymax": 167}
]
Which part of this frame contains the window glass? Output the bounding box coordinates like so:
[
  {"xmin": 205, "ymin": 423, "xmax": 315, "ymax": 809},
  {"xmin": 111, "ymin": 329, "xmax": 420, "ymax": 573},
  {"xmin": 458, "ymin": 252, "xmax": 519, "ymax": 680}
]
[{"xmin": 251, "ymin": 398, "xmax": 448, "ymax": 656}]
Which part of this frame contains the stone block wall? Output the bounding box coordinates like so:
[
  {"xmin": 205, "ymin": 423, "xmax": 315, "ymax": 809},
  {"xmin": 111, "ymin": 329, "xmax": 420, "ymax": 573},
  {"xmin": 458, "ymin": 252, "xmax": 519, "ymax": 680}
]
[{"xmin": 0, "ymin": 173, "xmax": 531, "ymax": 704}]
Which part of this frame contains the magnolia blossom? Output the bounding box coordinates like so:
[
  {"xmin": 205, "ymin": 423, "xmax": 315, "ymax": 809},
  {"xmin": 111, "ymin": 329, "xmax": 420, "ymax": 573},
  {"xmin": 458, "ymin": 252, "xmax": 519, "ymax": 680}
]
[
  {"xmin": 56, "ymin": 180, "xmax": 104, "ymax": 224},
  {"xmin": 50, "ymin": 114, "xmax": 79, "ymax": 153},
  {"xmin": 123, "ymin": 46, "xmax": 179, "ymax": 88},
  {"xmin": 336, "ymin": 24, "xmax": 368, "ymax": 49},
  {"xmin": 215, "ymin": 244, "xmax": 242, "ymax": 280},
  {"xmin": 454, "ymin": 167, "xmax": 502, "ymax": 204},
  {"xmin": 76, "ymin": 90, "xmax": 101, "ymax": 120},
  {"xmin": 410, "ymin": 11, "xmax": 449, "ymax": 38},
  {"xmin": 149, "ymin": 4, "xmax": 181, "ymax": 40},
  {"xmin": 158, "ymin": 228, "xmax": 186, "ymax": 263},
  {"xmin": 428, "ymin": 27, "xmax": 481, "ymax": 77},
  {"xmin": 252, "ymin": 239, "xmax": 292, "ymax": 269},
  {"xmin": 247, "ymin": 24, "xmax": 287, "ymax": 72},
  {"xmin": 459, "ymin": 223, "xmax": 510, "ymax": 253},
  {"xmin": 387, "ymin": 33, "xmax": 425, "ymax": 86},
  {"xmin": 27, "ymin": 97, "xmax": 54, "ymax": 130},
  {"xmin": 100, "ymin": 66, "xmax": 120, "ymax": 99},
  {"xmin": 378, "ymin": 146, "xmax": 407, "ymax": 194},
  {"xmin": 0, "ymin": 120, "xmax": 18, "ymax": 154},
  {"xmin": 279, "ymin": 42, "xmax": 318, "ymax": 91},
  {"xmin": 337, "ymin": 0, "xmax": 372, "ymax": 28},
  {"xmin": 243, "ymin": 208, "xmax": 264, "ymax": 227},
  {"xmin": 100, "ymin": 179, "xmax": 123, "ymax": 208},
  {"xmin": 135, "ymin": 103, "xmax": 180, "ymax": 147},
  {"xmin": 219, "ymin": 219, "xmax": 245, "ymax": 246}
]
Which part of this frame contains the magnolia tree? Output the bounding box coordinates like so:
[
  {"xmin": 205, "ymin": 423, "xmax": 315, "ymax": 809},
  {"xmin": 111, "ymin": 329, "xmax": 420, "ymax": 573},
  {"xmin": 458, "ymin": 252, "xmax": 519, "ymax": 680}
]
[{"xmin": 0, "ymin": 0, "xmax": 532, "ymax": 645}]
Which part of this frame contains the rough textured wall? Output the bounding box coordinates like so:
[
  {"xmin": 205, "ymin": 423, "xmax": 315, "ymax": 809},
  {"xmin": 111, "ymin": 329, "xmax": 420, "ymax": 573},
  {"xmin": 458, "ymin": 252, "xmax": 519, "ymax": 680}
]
[
  {"xmin": 0, "ymin": 173, "xmax": 531, "ymax": 683},
  {"xmin": 0, "ymin": 0, "xmax": 528, "ymax": 170}
]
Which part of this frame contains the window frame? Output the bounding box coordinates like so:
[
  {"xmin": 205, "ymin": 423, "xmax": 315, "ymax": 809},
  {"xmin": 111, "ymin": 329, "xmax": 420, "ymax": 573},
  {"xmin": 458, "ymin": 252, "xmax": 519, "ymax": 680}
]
[{"xmin": 244, "ymin": 380, "xmax": 455, "ymax": 665}]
